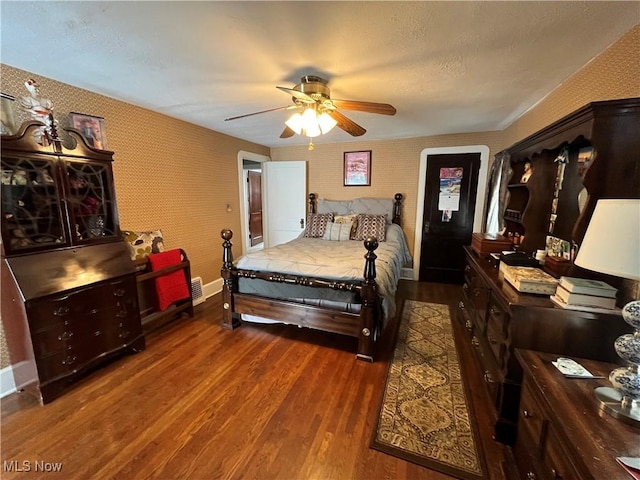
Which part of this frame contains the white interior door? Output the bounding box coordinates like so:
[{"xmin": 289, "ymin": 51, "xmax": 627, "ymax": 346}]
[{"xmin": 262, "ymin": 161, "xmax": 307, "ymax": 247}]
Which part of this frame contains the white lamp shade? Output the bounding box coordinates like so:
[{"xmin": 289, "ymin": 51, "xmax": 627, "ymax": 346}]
[{"xmin": 574, "ymin": 199, "xmax": 640, "ymax": 280}]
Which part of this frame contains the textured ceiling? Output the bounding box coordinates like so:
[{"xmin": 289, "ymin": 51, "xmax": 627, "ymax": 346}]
[{"xmin": 1, "ymin": 2, "xmax": 638, "ymax": 148}]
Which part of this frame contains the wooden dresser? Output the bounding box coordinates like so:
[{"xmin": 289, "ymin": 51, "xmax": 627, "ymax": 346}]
[
  {"xmin": 454, "ymin": 246, "xmax": 632, "ymax": 443},
  {"xmin": 511, "ymin": 349, "xmax": 640, "ymax": 480},
  {"xmin": 1, "ymin": 122, "xmax": 144, "ymax": 403}
]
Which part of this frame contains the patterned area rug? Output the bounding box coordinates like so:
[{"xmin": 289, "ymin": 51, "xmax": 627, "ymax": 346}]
[{"xmin": 371, "ymin": 301, "xmax": 485, "ymax": 479}]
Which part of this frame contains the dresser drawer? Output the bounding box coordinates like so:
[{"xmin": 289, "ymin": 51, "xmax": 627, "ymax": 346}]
[
  {"xmin": 518, "ymin": 379, "xmax": 545, "ymax": 447},
  {"xmin": 31, "ymin": 304, "xmax": 139, "ymax": 358},
  {"xmin": 462, "ymin": 282, "xmax": 490, "ymax": 330},
  {"xmin": 486, "ymin": 298, "xmax": 510, "ymax": 370},
  {"xmin": 27, "ymin": 276, "xmax": 137, "ymax": 331},
  {"xmin": 542, "ymin": 424, "xmax": 581, "ymax": 480}
]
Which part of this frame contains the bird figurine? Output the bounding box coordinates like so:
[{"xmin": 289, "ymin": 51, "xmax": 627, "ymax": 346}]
[{"xmin": 19, "ymin": 78, "xmax": 57, "ymax": 145}]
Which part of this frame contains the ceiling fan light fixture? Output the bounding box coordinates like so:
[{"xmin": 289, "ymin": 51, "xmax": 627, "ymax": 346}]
[
  {"xmin": 284, "ymin": 112, "xmax": 304, "ymax": 135},
  {"xmin": 286, "ymin": 107, "xmax": 329, "ymax": 138},
  {"xmin": 318, "ymin": 112, "xmax": 337, "ymax": 134}
]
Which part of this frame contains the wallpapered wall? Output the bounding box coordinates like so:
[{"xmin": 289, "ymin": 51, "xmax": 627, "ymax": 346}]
[
  {"xmin": 0, "ymin": 25, "xmax": 638, "ymax": 370},
  {"xmin": 0, "ymin": 64, "xmax": 269, "ymax": 368},
  {"xmin": 271, "ymin": 25, "xmax": 640, "ymax": 259},
  {"xmin": 270, "ymin": 132, "xmax": 503, "ymax": 257}
]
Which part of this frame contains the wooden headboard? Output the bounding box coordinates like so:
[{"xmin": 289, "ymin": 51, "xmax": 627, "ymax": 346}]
[{"xmin": 307, "ymin": 193, "xmax": 403, "ymax": 225}]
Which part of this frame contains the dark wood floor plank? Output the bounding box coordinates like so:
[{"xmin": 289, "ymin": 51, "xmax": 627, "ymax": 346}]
[{"xmin": 1, "ymin": 280, "xmax": 510, "ymax": 480}]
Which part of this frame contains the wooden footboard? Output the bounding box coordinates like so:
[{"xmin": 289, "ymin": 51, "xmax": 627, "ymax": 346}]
[{"xmin": 220, "ymin": 230, "xmax": 381, "ymax": 361}]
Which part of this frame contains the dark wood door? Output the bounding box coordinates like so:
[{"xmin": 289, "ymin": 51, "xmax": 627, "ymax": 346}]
[
  {"xmin": 419, "ymin": 153, "xmax": 480, "ymax": 283},
  {"xmin": 247, "ymin": 170, "xmax": 263, "ymax": 247}
]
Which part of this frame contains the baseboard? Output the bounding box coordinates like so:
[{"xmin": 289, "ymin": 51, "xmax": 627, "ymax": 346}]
[
  {"xmin": 401, "ymin": 267, "xmax": 414, "ymax": 280},
  {"xmin": 0, "ymin": 365, "xmax": 16, "ymax": 399},
  {"xmin": 204, "ymin": 278, "xmax": 223, "ymax": 300}
]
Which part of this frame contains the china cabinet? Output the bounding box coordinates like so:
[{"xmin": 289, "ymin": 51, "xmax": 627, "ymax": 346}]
[
  {"xmin": 1, "ymin": 121, "xmax": 144, "ymax": 403},
  {"xmin": 457, "ymin": 97, "xmax": 640, "ymax": 443},
  {"xmin": 455, "ymin": 246, "xmax": 630, "ymax": 443},
  {"xmin": 501, "ymin": 97, "xmax": 640, "ymax": 254}
]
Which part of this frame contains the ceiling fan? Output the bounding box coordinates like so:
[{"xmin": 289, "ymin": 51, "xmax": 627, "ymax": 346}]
[{"xmin": 225, "ymin": 75, "xmax": 396, "ymax": 139}]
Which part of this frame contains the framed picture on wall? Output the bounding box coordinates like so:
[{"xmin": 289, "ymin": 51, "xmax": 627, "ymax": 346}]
[
  {"xmin": 69, "ymin": 112, "xmax": 108, "ymax": 150},
  {"xmin": 344, "ymin": 150, "xmax": 371, "ymax": 186}
]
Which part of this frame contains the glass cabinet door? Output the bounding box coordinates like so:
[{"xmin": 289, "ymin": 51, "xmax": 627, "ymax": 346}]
[
  {"xmin": 64, "ymin": 159, "xmax": 118, "ymax": 243},
  {"xmin": 1, "ymin": 155, "xmax": 69, "ymax": 253}
]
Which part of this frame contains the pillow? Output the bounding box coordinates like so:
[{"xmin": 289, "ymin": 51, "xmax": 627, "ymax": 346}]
[
  {"xmin": 350, "ymin": 198, "xmax": 394, "ymax": 224},
  {"xmin": 303, "ymin": 213, "xmax": 333, "ymax": 238},
  {"xmin": 317, "ymin": 199, "xmax": 352, "ymax": 215},
  {"xmin": 354, "ymin": 214, "xmax": 387, "ymax": 242},
  {"xmin": 122, "ymin": 229, "xmax": 165, "ymax": 260},
  {"xmin": 334, "ymin": 213, "xmax": 359, "ymax": 239},
  {"xmin": 322, "ymin": 221, "xmax": 353, "ymax": 241}
]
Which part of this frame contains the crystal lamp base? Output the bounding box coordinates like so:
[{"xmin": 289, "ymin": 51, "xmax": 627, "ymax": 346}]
[{"xmin": 594, "ymin": 386, "xmax": 640, "ymax": 427}]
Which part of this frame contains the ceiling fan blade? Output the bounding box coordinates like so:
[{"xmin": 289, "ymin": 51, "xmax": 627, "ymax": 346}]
[
  {"xmin": 327, "ymin": 110, "xmax": 366, "ymax": 137},
  {"xmin": 225, "ymin": 105, "xmax": 298, "ymax": 121},
  {"xmin": 332, "ymin": 99, "xmax": 396, "ymax": 115},
  {"xmin": 276, "ymin": 86, "xmax": 317, "ymax": 104},
  {"xmin": 280, "ymin": 126, "xmax": 296, "ymax": 138}
]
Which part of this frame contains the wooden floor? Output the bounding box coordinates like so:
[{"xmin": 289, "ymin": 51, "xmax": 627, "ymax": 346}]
[{"xmin": 1, "ymin": 280, "xmax": 511, "ymax": 479}]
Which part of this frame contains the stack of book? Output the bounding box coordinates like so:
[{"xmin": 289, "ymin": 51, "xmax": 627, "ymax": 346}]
[{"xmin": 550, "ymin": 276, "xmax": 619, "ymax": 313}]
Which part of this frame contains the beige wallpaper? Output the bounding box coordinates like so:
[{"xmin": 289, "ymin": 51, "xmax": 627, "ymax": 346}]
[
  {"xmin": 1, "ymin": 24, "xmax": 638, "ymax": 370},
  {"xmin": 271, "ymin": 132, "xmax": 503, "ymax": 257},
  {"xmin": 0, "ymin": 64, "xmax": 268, "ymax": 368},
  {"xmin": 501, "ymin": 24, "xmax": 640, "ymax": 148}
]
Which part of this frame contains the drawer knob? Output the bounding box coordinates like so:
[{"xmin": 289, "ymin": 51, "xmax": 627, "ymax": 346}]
[
  {"xmin": 465, "ymin": 320, "xmax": 472, "ymax": 331},
  {"xmin": 54, "ymin": 306, "xmax": 70, "ymax": 316},
  {"xmin": 458, "ymin": 300, "xmax": 465, "ymax": 310},
  {"xmin": 489, "ymin": 306, "xmax": 500, "ymax": 316},
  {"xmin": 462, "ymin": 283, "xmax": 469, "ymax": 291},
  {"xmin": 471, "ymin": 337, "xmax": 480, "ymax": 348},
  {"xmin": 58, "ymin": 331, "xmax": 74, "ymax": 341},
  {"xmin": 63, "ymin": 355, "xmax": 77, "ymax": 365},
  {"xmin": 119, "ymin": 330, "xmax": 131, "ymax": 339},
  {"xmin": 483, "ymin": 371, "xmax": 496, "ymax": 384},
  {"xmin": 113, "ymin": 289, "xmax": 125, "ymax": 297},
  {"xmin": 523, "ymin": 409, "xmax": 533, "ymax": 418},
  {"xmin": 464, "ymin": 265, "xmax": 471, "ymax": 273},
  {"xmin": 526, "ymin": 473, "xmax": 536, "ymax": 480},
  {"xmin": 473, "ymin": 289, "xmax": 480, "ymax": 297}
]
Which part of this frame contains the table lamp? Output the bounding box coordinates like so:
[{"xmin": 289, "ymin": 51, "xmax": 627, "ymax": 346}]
[{"xmin": 574, "ymin": 199, "xmax": 640, "ymax": 426}]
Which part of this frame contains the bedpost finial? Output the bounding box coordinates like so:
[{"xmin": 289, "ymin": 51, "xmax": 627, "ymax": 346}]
[
  {"xmin": 364, "ymin": 237, "xmax": 379, "ymax": 252},
  {"xmin": 394, "ymin": 193, "xmax": 402, "ymax": 202},
  {"xmin": 309, "ymin": 193, "xmax": 316, "ymax": 201},
  {"xmin": 221, "ymin": 229, "xmax": 233, "ymax": 240}
]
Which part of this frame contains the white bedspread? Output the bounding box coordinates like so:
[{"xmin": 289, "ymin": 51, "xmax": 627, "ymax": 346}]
[{"xmin": 236, "ymin": 223, "xmax": 412, "ymax": 318}]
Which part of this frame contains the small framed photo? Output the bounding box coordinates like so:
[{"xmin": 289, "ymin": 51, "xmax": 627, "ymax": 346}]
[
  {"xmin": 1, "ymin": 93, "xmax": 17, "ymax": 135},
  {"xmin": 69, "ymin": 112, "xmax": 107, "ymax": 150},
  {"xmin": 343, "ymin": 150, "xmax": 371, "ymax": 186}
]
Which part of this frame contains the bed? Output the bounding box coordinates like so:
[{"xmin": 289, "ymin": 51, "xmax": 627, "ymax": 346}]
[{"xmin": 220, "ymin": 193, "xmax": 410, "ymax": 361}]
